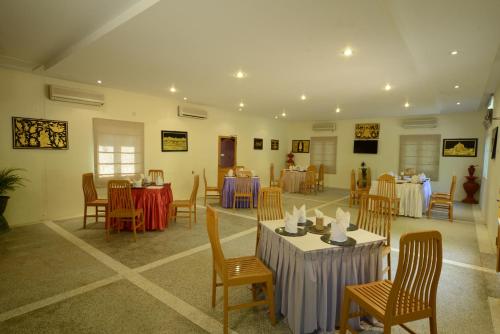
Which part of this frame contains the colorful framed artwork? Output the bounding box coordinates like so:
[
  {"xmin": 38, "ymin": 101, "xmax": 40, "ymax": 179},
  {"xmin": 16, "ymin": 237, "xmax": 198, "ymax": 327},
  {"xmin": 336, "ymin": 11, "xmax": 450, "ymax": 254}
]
[
  {"xmin": 12, "ymin": 116, "xmax": 68, "ymax": 149},
  {"xmin": 355, "ymin": 123, "xmax": 380, "ymax": 139},
  {"xmin": 254, "ymin": 138, "xmax": 263, "ymax": 150},
  {"xmin": 442, "ymin": 138, "xmax": 478, "ymax": 157},
  {"xmin": 292, "ymin": 140, "xmax": 310, "ymax": 153},
  {"xmin": 271, "ymin": 139, "xmax": 279, "ymax": 150},
  {"xmin": 161, "ymin": 130, "xmax": 188, "ymax": 152},
  {"xmin": 491, "ymin": 127, "xmax": 498, "ymax": 159}
]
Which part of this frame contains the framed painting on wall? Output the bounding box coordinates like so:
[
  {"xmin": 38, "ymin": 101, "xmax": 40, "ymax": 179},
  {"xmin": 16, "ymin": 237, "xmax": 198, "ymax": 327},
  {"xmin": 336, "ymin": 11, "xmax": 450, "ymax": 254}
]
[
  {"xmin": 492, "ymin": 127, "xmax": 498, "ymax": 159},
  {"xmin": 12, "ymin": 116, "xmax": 68, "ymax": 149},
  {"xmin": 254, "ymin": 138, "xmax": 263, "ymax": 150},
  {"xmin": 355, "ymin": 123, "xmax": 380, "ymax": 139},
  {"xmin": 442, "ymin": 138, "xmax": 478, "ymax": 157},
  {"xmin": 271, "ymin": 139, "xmax": 279, "ymax": 150},
  {"xmin": 292, "ymin": 140, "xmax": 310, "ymax": 153},
  {"xmin": 161, "ymin": 130, "xmax": 188, "ymax": 152}
]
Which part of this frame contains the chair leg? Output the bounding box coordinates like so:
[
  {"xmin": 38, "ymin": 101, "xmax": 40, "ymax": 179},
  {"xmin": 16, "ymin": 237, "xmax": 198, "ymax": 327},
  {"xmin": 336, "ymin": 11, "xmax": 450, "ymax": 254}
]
[
  {"xmin": 383, "ymin": 323, "xmax": 391, "ymax": 334},
  {"xmin": 449, "ymin": 204, "xmax": 453, "ymax": 223},
  {"xmin": 132, "ymin": 217, "xmax": 137, "ymax": 242},
  {"xmin": 142, "ymin": 213, "xmax": 146, "ymax": 233},
  {"xmin": 266, "ymin": 278, "xmax": 276, "ymax": 325},
  {"xmin": 95, "ymin": 207, "xmax": 98, "ymax": 223},
  {"xmin": 83, "ymin": 205, "xmax": 88, "ymax": 228},
  {"xmin": 188, "ymin": 206, "xmax": 192, "ymax": 229},
  {"xmin": 194, "ymin": 203, "xmax": 197, "ymax": 224},
  {"xmin": 223, "ymin": 285, "xmax": 229, "ymax": 334},
  {"xmin": 211, "ymin": 266, "xmax": 217, "ymax": 308},
  {"xmin": 204, "ymin": 191, "xmax": 207, "ymax": 206},
  {"xmin": 429, "ymin": 312, "xmax": 438, "ymax": 334},
  {"xmin": 233, "ymin": 195, "xmax": 236, "ymax": 210},
  {"xmin": 339, "ymin": 291, "xmax": 351, "ymax": 334},
  {"xmin": 387, "ymin": 252, "xmax": 392, "ymax": 280},
  {"xmin": 427, "ymin": 202, "xmax": 433, "ymax": 218}
]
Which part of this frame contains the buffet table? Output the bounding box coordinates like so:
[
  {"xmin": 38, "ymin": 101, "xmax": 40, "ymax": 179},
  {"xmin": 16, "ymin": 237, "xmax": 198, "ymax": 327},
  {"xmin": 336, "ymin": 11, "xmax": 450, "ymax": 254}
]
[
  {"xmin": 221, "ymin": 176, "xmax": 260, "ymax": 208},
  {"xmin": 258, "ymin": 218, "xmax": 385, "ymax": 333}
]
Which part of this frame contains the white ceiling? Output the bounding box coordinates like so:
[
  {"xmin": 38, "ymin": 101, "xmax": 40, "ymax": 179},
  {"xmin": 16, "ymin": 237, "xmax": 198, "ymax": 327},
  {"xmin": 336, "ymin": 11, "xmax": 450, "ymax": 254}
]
[{"xmin": 1, "ymin": 0, "xmax": 500, "ymax": 120}]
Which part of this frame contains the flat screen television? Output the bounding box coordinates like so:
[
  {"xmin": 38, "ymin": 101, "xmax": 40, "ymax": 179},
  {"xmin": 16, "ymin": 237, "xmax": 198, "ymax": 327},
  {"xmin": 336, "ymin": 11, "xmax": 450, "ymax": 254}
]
[{"xmin": 353, "ymin": 140, "xmax": 378, "ymax": 154}]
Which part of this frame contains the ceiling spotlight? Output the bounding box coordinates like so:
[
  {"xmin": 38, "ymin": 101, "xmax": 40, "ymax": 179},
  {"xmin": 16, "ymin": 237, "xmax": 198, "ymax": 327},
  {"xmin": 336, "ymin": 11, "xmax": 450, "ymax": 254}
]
[
  {"xmin": 281, "ymin": 111, "xmax": 287, "ymax": 117},
  {"xmin": 335, "ymin": 107, "xmax": 341, "ymax": 113},
  {"xmin": 97, "ymin": 80, "xmax": 102, "ymax": 84},
  {"xmin": 239, "ymin": 102, "xmax": 245, "ymax": 108},
  {"xmin": 343, "ymin": 47, "xmax": 353, "ymax": 57},
  {"xmin": 404, "ymin": 102, "xmax": 410, "ymax": 108},
  {"xmin": 301, "ymin": 94, "xmax": 307, "ymax": 101},
  {"xmin": 234, "ymin": 70, "xmax": 247, "ymax": 79},
  {"xmin": 456, "ymin": 102, "xmax": 461, "ymax": 105},
  {"xmin": 450, "ymin": 50, "xmax": 458, "ymax": 55},
  {"xmin": 183, "ymin": 97, "xmax": 188, "ymax": 101},
  {"xmin": 454, "ymin": 85, "xmax": 460, "ymax": 89},
  {"xmin": 384, "ymin": 84, "xmax": 392, "ymax": 91},
  {"xmin": 169, "ymin": 86, "xmax": 177, "ymax": 93},
  {"xmin": 274, "ymin": 115, "xmax": 278, "ymax": 119}
]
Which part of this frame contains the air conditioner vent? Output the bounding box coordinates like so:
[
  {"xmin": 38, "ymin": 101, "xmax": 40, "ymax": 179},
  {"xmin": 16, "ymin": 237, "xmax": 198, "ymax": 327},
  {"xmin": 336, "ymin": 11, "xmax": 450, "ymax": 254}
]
[
  {"xmin": 312, "ymin": 121, "xmax": 336, "ymax": 132},
  {"xmin": 177, "ymin": 105, "xmax": 208, "ymax": 119},
  {"xmin": 401, "ymin": 117, "xmax": 438, "ymax": 129},
  {"xmin": 48, "ymin": 85, "xmax": 104, "ymax": 106}
]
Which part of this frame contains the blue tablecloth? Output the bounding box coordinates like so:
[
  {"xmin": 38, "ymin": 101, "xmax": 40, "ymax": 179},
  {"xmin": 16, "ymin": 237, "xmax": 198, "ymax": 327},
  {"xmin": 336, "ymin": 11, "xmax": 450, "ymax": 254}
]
[{"xmin": 221, "ymin": 177, "xmax": 260, "ymax": 208}]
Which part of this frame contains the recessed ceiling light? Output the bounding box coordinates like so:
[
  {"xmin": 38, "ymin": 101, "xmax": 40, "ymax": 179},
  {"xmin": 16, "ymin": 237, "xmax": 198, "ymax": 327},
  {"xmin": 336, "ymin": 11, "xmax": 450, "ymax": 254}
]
[
  {"xmin": 183, "ymin": 97, "xmax": 188, "ymax": 101},
  {"xmin": 335, "ymin": 107, "xmax": 341, "ymax": 113},
  {"xmin": 456, "ymin": 102, "xmax": 461, "ymax": 105},
  {"xmin": 239, "ymin": 102, "xmax": 245, "ymax": 108},
  {"xmin": 234, "ymin": 70, "xmax": 247, "ymax": 79},
  {"xmin": 274, "ymin": 115, "xmax": 278, "ymax": 119},
  {"xmin": 450, "ymin": 50, "xmax": 458, "ymax": 55},
  {"xmin": 300, "ymin": 94, "xmax": 307, "ymax": 101},
  {"xmin": 169, "ymin": 86, "xmax": 177, "ymax": 93},
  {"xmin": 404, "ymin": 102, "xmax": 410, "ymax": 108},
  {"xmin": 384, "ymin": 83, "xmax": 392, "ymax": 91},
  {"xmin": 281, "ymin": 111, "xmax": 287, "ymax": 117},
  {"xmin": 343, "ymin": 47, "xmax": 353, "ymax": 57},
  {"xmin": 454, "ymin": 85, "xmax": 460, "ymax": 89},
  {"xmin": 97, "ymin": 80, "xmax": 102, "ymax": 84}
]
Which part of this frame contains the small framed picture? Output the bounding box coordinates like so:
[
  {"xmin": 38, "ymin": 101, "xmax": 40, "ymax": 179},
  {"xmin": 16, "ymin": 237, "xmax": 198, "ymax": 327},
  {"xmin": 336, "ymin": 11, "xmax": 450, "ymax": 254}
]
[
  {"xmin": 442, "ymin": 138, "xmax": 478, "ymax": 157},
  {"xmin": 271, "ymin": 139, "xmax": 279, "ymax": 150},
  {"xmin": 161, "ymin": 130, "xmax": 188, "ymax": 152},
  {"xmin": 292, "ymin": 140, "xmax": 310, "ymax": 153},
  {"xmin": 254, "ymin": 138, "xmax": 263, "ymax": 150}
]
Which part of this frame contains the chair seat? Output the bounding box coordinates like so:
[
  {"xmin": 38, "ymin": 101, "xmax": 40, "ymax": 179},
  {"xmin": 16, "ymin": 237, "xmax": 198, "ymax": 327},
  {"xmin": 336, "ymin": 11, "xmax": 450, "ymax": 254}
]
[
  {"xmin": 206, "ymin": 186, "xmax": 220, "ymax": 192},
  {"xmin": 87, "ymin": 199, "xmax": 108, "ymax": 206},
  {"xmin": 171, "ymin": 199, "xmax": 191, "ymax": 207},
  {"xmin": 109, "ymin": 208, "xmax": 143, "ymax": 218},
  {"xmin": 431, "ymin": 198, "xmax": 452, "ymax": 205},
  {"xmin": 225, "ymin": 256, "xmax": 272, "ymax": 285}
]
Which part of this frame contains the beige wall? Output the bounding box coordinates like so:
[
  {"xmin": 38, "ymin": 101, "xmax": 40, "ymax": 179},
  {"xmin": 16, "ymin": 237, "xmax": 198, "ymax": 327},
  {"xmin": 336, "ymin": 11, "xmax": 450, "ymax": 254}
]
[
  {"xmin": 287, "ymin": 113, "xmax": 485, "ymax": 201},
  {"xmin": 0, "ymin": 68, "xmax": 289, "ymax": 225}
]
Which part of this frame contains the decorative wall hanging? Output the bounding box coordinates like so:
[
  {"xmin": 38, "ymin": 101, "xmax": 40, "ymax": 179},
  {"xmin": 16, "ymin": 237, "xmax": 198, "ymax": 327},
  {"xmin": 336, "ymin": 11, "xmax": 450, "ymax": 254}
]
[
  {"xmin": 292, "ymin": 140, "xmax": 310, "ymax": 153},
  {"xmin": 12, "ymin": 117, "xmax": 68, "ymax": 149},
  {"xmin": 355, "ymin": 123, "xmax": 380, "ymax": 139},
  {"xmin": 161, "ymin": 130, "xmax": 188, "ymax": 152},
  {"xmin": 492, "ymin": 127, "xmax": 498, "ymax": 159},
  {"xmin": 442, "ymin": 138, "xmax": 478, "ymax": 157},
  {"xmin": 271, "ymin": 139, "xmax": 279, "ymax": 150},
  {"xmin": 254, "ymin": 138, "xmax": 263, "ymax": 150}
]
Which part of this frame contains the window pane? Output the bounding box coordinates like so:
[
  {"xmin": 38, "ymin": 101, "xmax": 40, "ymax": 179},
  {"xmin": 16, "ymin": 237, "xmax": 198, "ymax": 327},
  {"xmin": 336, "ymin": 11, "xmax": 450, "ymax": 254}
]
[
  {"xmin": 121, "ymin": 146, "xmax": 135, "ymax": 153},
  {"xmin": 99, "ymin": 153, "xmax": 114, "ymax": 164},
  {"xmin": 99, "ymin": 145, "xmax": 114, "ymax": 153},
  {"xmin": 121, "ymin": 164, "xmax": 135, "ymax": 174},
  {"xmin": 99, "ymin": 164, "xmax": 114, "ymax": 175},
  {"xmin": 121, "ymin": 153, "xmax": 135, "ymax": 164}
]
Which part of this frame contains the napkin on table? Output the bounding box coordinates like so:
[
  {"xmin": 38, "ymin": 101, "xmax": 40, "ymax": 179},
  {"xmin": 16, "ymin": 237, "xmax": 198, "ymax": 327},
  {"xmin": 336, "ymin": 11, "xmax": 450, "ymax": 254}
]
[
  {"xmin": 419, "ymin": 173, "xmax": 427, "ymax": 182},
  {"xmin": 284, "ymin": 212, "xmax": 298, "ymax": 234},
  {"xmin": 156, "ymin": 176, "xmax": 164, "ymax": 186},
  {"xmin": 227, "ymin": 169, "xmax": 234, "ymax": 177},
  {"xmin": 331, "ymin": 208, "xmax": 350, "ymax": 242},
  {"xmin": 251, "ymin": 170, "xmax": 256, "ymax": 177},
  {"xmin": 411, "ymin": 175, "xmax": 420, "ymax": 183},
  {"xmin": 293, "ymin": 205, "xmax": 307, "ymax": 224}
]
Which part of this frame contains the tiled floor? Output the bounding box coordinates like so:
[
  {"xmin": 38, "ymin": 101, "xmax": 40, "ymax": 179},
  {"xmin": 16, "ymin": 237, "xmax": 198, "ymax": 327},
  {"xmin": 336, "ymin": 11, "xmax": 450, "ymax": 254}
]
[{"xmin": 0, "ymin": 188, "xmax": 498, "ymax": 333}]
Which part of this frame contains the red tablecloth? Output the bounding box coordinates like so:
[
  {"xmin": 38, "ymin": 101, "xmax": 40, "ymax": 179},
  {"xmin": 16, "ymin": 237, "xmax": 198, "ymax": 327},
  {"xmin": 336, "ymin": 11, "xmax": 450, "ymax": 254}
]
[{"xmin": 130, "ymin": 184, "xmax": 173, "ymax": 231}]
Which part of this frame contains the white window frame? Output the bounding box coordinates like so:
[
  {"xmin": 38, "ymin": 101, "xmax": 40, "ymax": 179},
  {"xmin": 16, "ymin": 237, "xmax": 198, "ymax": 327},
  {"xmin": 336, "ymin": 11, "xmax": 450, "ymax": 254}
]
[
  {"xmin": 399, "ymin": 134, "xmax": 440, "ymax": 180},
  {"xmin": 310, "ymin": 136, "xmax": 337, "ymax": 174}
]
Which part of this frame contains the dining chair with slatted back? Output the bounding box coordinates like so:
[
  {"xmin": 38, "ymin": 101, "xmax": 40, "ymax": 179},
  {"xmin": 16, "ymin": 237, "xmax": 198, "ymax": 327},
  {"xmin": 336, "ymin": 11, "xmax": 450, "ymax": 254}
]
[
  {"xmin": 148, "ymin": 169, "xmax": 164, "ymax": 182},
  {"xmin": 300, "ymin": 171, "xmax": 316, "ymax": 194},
  {"xmin": 357, "ymin": 194, "xmax": 392, "ymax": 279},
  {"xmin": 203, "ymin": 168, "xmax": 220, "ymax": 206},
  {"xmin": 107, "ymin": 180, "xmax": 145, "ymax": 241},
  {"xmin": 233, "ymin": 177, "xmax": 253, "ymax": 209},
  {"xmin": 169, "ymin": 174, "xmax": 199, "ymax": 228},
  {"xmin": 82, "ymin": 173, "xmax": 108, "ymax": 228},
  {"xmin": 377, "ymin": 173, "xmax": 400, "ymax": 218},
  {"xmin": 340, "ymin": 230, "xmax": 443, "ymax": 334},
  {"xmin": 256, "ymin": 187, "xmax": 284, "ymax": 253},
  {"xmin": 428, "ymin": 175, "xmax": 457, "ymax": 222},
  {"xmin": 269, "ymin": 163, "xmax": 279, "ymax": 187},
  {"xmin": 316, "ymin": 164, "xmax": 325, "ymax": 192},
  {"xmin": 206, "ymin": 206, "xmax": 276, "ymax": 334}
]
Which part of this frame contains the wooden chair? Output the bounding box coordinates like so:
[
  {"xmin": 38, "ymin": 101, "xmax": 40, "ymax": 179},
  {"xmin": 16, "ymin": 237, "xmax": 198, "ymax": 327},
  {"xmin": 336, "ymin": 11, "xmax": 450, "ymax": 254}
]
[
  {"xmin": 203, "ymin": 168, "xmax": 220, "ymax": 206},
  {"xmin": 428, "ymin": 175, "xmax": 457, "ymax": 222},
  {"xmin": 340, "ymin": 230, "xmax": 443, "ymax": 334},
  {"xmin": 169, "ymin": 174, "xmax": 199, "ymax": 228},
  {"xmin": 256, "ymin": 187, "xmax": 284, "ymax": 253},
  {"xmin": 377, "ymin": 173, "xmax": 400, "ymax": 218},
  {"xmin": 357, "ymin": 194, "xmax": 392, "ymax": 279},
  {"xmin": 316, "ymin": 164, "xmax": 325, "ymax": 192},
  {"xmin": 82, "ymin": 173, "xmax": 108, "ymax": 228},
  {"xmin": 269, "ymin": 163, "xmax": 280, "ymax": 187},
  {"xmin": 107, "ymin": 180, "xmax": 145, "ymax": 241},
  {"xmin": 233, "ymin": 177, "xmax": 253, "ymax": 209},
  {"xmin": 300, "ymin": 171, "xmax": 316, "ymax": 194},
  {"xmin": 349, "ymin": 169, "xmax": 368, "ymax": 207},
  {"xmin": 148, "ymin": 169, "xmax": 164, "ymax": 182},
  {"xmin": 206, "ymin": 206, "xmax": 276, "ymax": 334}
]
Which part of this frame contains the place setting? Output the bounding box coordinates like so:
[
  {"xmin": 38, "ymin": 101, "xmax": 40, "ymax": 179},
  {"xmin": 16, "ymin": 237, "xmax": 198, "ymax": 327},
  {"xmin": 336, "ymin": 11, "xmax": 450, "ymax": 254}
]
[{"xmin": 320, "ymin": 208, "xmax": 357, "ymax": 247}]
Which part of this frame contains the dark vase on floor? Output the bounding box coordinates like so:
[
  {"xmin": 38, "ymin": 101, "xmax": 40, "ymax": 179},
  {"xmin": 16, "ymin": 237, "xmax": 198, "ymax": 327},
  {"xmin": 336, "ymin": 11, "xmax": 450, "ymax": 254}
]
[
  {"xmin": 0, "ymin": 196, "xmax": 10, "ymax": 232},
  {"xmin": 462, "ymin": 165, "xmax": 480, "ymax": 204}
]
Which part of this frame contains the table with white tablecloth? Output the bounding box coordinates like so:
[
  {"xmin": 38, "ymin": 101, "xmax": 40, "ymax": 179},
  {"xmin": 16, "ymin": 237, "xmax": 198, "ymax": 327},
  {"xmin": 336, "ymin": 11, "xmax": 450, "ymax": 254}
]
[
  {"xmin": 281, "ymin": 170, "xmax": 307, "ymax": 193},
  {"xmin": 258, "ymin": 218, "xmax": 385, "ymax": 334},
  {"xmin": 369, "ymin": 180, "xmax": 432, "ymax": 218}
]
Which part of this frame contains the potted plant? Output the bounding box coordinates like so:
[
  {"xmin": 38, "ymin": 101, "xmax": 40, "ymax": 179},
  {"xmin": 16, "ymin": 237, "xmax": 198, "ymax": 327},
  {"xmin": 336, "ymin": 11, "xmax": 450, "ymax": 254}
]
[{"xmin": 0, "ymin": 168, "xmax": 26, "ymax": 232}]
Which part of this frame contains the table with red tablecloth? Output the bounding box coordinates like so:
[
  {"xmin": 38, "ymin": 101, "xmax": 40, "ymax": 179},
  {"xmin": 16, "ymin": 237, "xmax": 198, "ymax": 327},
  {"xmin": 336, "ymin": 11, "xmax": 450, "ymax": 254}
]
[{"xmin": 130, "ymin": 184, "xmax": 173, "ymax": 230}]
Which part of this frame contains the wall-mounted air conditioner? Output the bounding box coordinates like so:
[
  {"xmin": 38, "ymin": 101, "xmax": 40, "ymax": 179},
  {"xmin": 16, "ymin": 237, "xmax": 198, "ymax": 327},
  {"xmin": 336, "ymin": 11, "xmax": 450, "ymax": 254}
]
[
  {"xmin": 48, "ymin": 85, "xmax": 104, "ymax": 106},
  {"xmin": 312, "ymin": 121, "xmax": 336, "ymax": 131},
  {"xmin": 401, "ymin": 117, "xmax": 438, "ymax": 129},
  {"xmin": 177, "ymin": 105, "xmax": 208, "ymax": 119}
]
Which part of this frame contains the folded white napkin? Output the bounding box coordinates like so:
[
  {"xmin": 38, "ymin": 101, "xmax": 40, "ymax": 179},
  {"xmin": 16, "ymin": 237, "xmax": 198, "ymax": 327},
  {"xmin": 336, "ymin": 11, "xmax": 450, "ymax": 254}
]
[
  {"xmin": 133, "ymin": 180, "xmax": 142, "ymax": 187},
  {"xmin": 331, "ymin": 208, "xmax": 349, "ymax": 242},
  {"xmin": 293, "ymin": 205, "xmax": 307, "ymax": 224},
  {"xmin": 284, "ymin": 212, "xmax": 298, "ymax": 233},
  {"xmin": 314, "ymin": 209, "xmax": 324, "ymax": 219},
  {"xmin": 145, "ymin": 175, "xmax": 151, "ymax": 183},
  {"xmin": 251, "ymin": 170, "xmax": 256, "ymax": 177},
  {"xmin": 227, "ymin": 169, "xmax": 234, "ymax": 176},
  {"xmin": 419, "ymin": 173, "xmax": 426, "ymax": 182},
  {"xmin": 156, "ymin": 176, "xmax": 164, "ymax": 186},
  {"xmin": 411, "ymin": 175, "xmax": 420, "ymax": 183}
]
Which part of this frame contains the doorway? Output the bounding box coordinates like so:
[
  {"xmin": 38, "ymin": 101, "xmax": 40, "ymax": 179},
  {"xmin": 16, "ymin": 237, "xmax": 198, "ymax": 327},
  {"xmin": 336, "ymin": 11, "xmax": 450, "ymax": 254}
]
[{"xmin": 218, "ymin": 136, "xmax": 237, "ymax": 190}]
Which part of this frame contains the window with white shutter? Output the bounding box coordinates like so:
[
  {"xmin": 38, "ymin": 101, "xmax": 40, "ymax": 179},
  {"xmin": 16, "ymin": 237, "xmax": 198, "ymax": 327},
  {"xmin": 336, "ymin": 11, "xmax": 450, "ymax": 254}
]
[
  {"xmin": 399, "ymin": 135, "xmax": 440, "ymax": 180},
  {"xmin": 310, "ymin": 136, "xmax": 337, "ymax": 174}
]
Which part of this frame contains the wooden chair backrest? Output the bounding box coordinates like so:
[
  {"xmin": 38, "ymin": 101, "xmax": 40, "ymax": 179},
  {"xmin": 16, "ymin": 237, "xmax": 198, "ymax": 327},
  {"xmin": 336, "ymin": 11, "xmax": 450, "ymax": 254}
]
[
  {"xmin": 235, "ymin": 177, "xmax": 252, "ymax": 194},
  {"xmin": 350, "ymin": 169, "xmax": 356, "ymax": 192},
  {"xmin": 318, "ymin": 164, "xmax": 325, "ymax": 181},
  {"xmin": 356, "ymin": 194, "xmax": 392, "ymax": 244},
  {"xmin": 257, "ymin": 187, "xmax": 284, "ymax": 222},
  {"xmin": 190, "ymin": 175, "xmax": 200, "ymax": 203},
  {"xmin": 388, "ymin": 230, "xmax": 442, "ymax": 319},
  {"xmin": 307, "ymin": 165, "xmax": 317, "ymax": 173},
  {"xmin": 203, "ymin": 168, "xmax": 209, "ymax": 188},
  {"xmin": 206, "ymin": 206, "xmax": 227, "ymax": 280},
  {"xmin": 107, "ymin": 180, "xmax": 135, "ymax": 212},
  {"xmin": 377, "ymin": 173, "xmax": 396, "ymax": 199},
  {"xmin": 82, "ymin": 173, "xmax": 98, "ymax": 203},
  {"xmin": 305, "ymin": 171, "xmax": 315, "ymax": 184},
  {"xmin": 148, "ymin": 169, "xmax": 164, "ymax": 181},
  {"xmin": 449, "ymin": 175, "xmax": 457, "ymax": 201}
]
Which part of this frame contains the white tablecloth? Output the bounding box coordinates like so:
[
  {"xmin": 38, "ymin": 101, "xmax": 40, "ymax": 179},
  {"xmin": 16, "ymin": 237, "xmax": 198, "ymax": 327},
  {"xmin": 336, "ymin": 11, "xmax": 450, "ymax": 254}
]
[
  {"xmin": 281, "ymin": 170, "xmax": 307, "ymax": 193},
  {"xmin": 258, "ymin": 218, "xmax": 385, "ymax": 334},
  {"xmin": 369, "ymin": 180, "xmax": 432, "ymax": 218}
]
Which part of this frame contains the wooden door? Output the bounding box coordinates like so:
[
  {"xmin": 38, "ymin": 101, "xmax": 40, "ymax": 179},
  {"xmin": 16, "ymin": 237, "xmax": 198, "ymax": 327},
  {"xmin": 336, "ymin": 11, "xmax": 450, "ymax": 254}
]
[{"xmin": 218, "ymin": 136, "xmax": 237, "ymax": 190}]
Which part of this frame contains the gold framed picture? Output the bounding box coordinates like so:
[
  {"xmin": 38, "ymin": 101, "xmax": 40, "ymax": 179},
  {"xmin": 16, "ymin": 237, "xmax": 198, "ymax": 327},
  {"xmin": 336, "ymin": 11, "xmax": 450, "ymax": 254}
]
[
  {"xmin": 355, "ymin": 123, "xmax": 380, "ymax": 139},
  {"xmin": 442, "ymin": 138, "xmax": 478, "ymax": 157},
  {"xmin": 292, "ymin": 140, "xmax": 310, "ymax": 153},
  {"xmin": 271, "ymin": 139, "xmax": 279, "ymax": 150},
  {"xmin": 12, "ymin": 116, "xmax": 68, "ymax": 149},
  {"xmin": 161, "ymin": 130, "xmax": 188, "ymax": 152}
]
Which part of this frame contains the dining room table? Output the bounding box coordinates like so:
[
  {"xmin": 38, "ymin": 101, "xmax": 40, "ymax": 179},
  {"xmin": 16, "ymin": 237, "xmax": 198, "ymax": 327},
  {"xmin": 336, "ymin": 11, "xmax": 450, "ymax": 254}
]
[
  {"xmin": 221, "ymin": 176, "xmax": 260, "ymax": 208},
  {"xmin": 130, "ymin": 183, "xmax": 173, "ymax": 230},
  {"xmin": 257, "ymin": 216, "xmax": 386, "ymax": 334},
  {"xmin": 369, "ymin": 179, "xmax": 432, "ymax": 218},
  {"xmin": 281, "ymin": 169, "xmax": 307, "ymax": 193}
]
